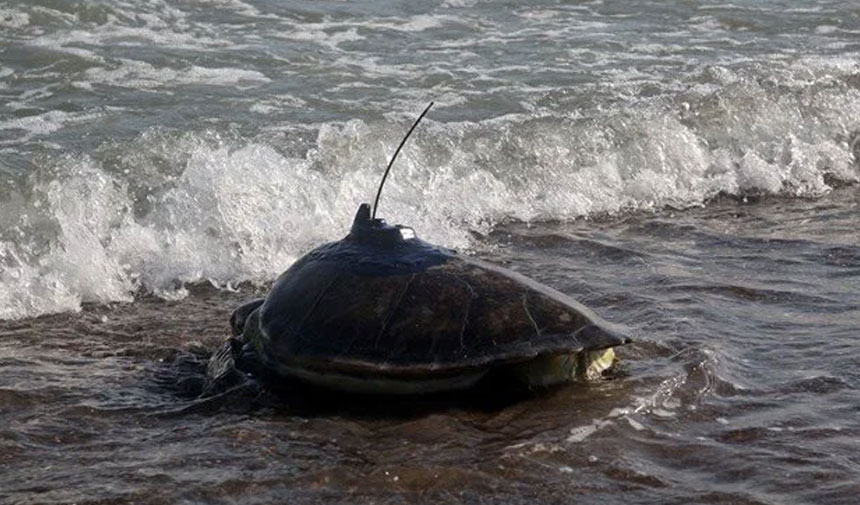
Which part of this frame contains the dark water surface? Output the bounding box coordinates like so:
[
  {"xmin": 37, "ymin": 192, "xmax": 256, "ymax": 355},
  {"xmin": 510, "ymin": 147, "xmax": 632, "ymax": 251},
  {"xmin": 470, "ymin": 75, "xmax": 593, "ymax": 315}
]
[{"xmin": 3, "ymin": 189, "xmax": 859, "ymax": 505}]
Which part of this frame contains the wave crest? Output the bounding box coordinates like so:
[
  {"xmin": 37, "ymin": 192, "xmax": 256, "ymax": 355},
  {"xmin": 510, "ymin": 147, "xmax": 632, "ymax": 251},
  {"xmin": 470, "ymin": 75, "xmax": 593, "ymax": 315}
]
[{"xmin": 1, "ymin": 72, "xmax": 859, "ymax": 319}]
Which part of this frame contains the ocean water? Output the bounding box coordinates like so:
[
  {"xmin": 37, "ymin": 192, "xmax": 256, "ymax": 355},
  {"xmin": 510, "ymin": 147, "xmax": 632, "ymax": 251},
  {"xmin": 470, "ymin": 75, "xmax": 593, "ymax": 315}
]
[{"xmin": 1, "ymin": 0, "xmax": 859, "ymax": 503}]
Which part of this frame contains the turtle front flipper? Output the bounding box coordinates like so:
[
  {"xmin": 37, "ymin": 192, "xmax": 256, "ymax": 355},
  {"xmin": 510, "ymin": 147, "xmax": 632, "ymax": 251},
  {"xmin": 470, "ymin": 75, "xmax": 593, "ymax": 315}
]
[{"xmin": 203, "ymin": 337, "xmax": 247, "ymax": 395}]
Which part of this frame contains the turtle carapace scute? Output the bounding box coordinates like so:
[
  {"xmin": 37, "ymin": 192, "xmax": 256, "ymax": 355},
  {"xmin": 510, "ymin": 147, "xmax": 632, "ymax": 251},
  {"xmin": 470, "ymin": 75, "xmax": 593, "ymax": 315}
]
[{"xmin": 207, "ymin": 204, "xmax": 630, "ymax": 395}]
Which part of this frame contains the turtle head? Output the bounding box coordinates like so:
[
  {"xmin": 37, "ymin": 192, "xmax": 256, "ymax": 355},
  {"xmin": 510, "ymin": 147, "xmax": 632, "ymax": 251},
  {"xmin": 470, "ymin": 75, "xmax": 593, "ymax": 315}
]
[
  {"xmin": 349, "ymin": 203, "xmax": 415, "ymax": 246},
  {"xmin": 229, "ymin": 298, "xmax": 265, "ymax": 337}
]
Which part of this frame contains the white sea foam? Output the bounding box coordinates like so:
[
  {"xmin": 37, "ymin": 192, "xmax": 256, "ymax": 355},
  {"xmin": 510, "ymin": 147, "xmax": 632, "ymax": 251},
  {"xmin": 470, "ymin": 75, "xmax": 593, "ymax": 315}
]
[
  {"xmin": 0, "ymin": 110, "xmax": 103, "ymax": 142},
  {"xmin": 83, "ymin": 60, "xmax": 270, "ymax": 90},
  {"xmin": 276, "ymin": 26, "xmax": 365, "ymax": 51},
  {"xmin": 274, "ymin": 13, "xmax": 468, "ymax": 54},
  {"xmin": 442, "ymin": 0, "xmax": 479, "ymax": 8},
  {"xmin": 180, "ymin": 0, "xmax": 272, "ymax": 19},
  {"xmin": 0, "ymin": 8, "xmax": 29, "ymax": 29},
  {"xmin": 21, "ymin": 0, "xmax": 238, "ymax": 61},
  {"xmin": 0, "ymin": 164, "xmax": 134, "ymax": 320},
  {"xmin": 393, "ymin": 14, "xmax": 445, "ymax": 32}
]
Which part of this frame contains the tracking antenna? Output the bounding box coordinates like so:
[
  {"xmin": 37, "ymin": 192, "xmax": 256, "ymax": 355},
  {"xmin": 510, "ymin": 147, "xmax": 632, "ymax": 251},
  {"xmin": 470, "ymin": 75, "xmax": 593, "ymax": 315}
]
[{"xmin": 371, "ymin": 101, "xmax": 434, "ymax": 220}]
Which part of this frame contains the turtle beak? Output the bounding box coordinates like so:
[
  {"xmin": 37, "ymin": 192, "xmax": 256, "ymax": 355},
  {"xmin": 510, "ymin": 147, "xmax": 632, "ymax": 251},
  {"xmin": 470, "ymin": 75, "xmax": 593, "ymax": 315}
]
[
  {"xmin": 229, "ymin": 310, "xmax": 245, "ymax": 337},
  {"xmin": 230, "ymin": 298, "xmax": 265, "ymax": 337}
]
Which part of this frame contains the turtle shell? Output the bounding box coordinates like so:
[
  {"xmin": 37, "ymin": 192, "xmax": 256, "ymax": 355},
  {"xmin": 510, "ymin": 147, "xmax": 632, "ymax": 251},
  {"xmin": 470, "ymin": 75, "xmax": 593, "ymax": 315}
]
[{"xmin": 238, "ymin": 204, "xmax": 628, "ymax": 387}]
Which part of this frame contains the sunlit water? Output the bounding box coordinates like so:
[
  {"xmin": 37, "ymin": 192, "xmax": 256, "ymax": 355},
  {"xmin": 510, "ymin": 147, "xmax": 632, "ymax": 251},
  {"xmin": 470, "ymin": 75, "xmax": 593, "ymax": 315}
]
[{"xmin": 1, "ymin": 0, "xmax": 859, "ymax": 503}]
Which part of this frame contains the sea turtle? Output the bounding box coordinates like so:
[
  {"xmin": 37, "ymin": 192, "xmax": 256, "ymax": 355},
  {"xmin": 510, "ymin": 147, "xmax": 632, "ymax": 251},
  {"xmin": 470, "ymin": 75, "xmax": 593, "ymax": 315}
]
[{"xmin": 205, "ymin": 103, "xmax": 629, "ymax": 395}]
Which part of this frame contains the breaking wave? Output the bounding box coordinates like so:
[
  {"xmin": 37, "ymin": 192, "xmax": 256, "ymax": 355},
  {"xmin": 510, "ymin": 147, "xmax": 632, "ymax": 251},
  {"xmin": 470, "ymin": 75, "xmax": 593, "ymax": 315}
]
[{"xmin": 2, "ymin": 59, "xmax": 860, "ymax": 320}]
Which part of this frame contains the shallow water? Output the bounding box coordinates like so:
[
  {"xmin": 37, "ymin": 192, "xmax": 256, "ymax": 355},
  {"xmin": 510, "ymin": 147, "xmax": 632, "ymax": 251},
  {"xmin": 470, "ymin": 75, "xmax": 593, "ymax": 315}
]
[
  {"xmin": 2, "ymin": 0, "xmax": 860, "ymax": 503},
  {"xmin": 3, "ymin": 190, "xmax": 860, "ymax": 504}
]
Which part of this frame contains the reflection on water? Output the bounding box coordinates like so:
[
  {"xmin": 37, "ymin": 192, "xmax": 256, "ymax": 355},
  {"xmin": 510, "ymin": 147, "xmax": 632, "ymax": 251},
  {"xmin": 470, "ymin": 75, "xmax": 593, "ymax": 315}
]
[{"xmin": 2, "ymin": 190, "xmax": 859, "ymax": 504}]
